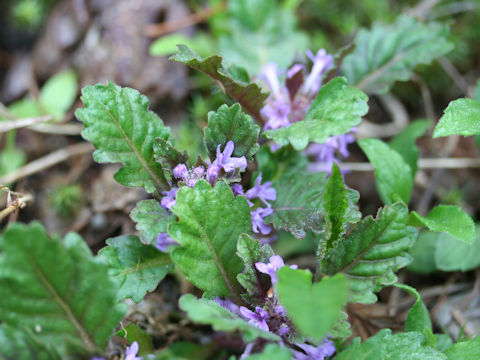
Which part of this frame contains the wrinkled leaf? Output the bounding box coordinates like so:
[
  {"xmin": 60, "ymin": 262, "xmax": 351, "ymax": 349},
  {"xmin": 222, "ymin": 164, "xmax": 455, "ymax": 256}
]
[
  {"xmin": 264, "ymin": 77, "xmax": 368, "ymax": 151},
  {"xmin": 76, "ymin": 82, "xmax": 170, "ymax": 193},
  {"xmin": 153, "ymin": 138, "xmax": 188, "ymax": 173},
  {"xmin": 359, "ymin": 138, "xmax": 412, "ymax": 205},
  {"xmin": 204, "ymin": 103, "xmax": 260, "ymax": 161},
  {"xmin": 130, "ymin": 199, "xmax": 175, "ymax": 245},
  {"xmin": 169, "ymin": 180, "xmax": 250, "ymax": 299},
  {"xmin": 98, "ymin": 235, "xmax": 172, "ymax": 303},
  {"xmin": 319, "ymin": 203, "xmax": 418, "ymax": 303},
  {"xmin": 342, "ymin": 16, "xmax": 453, "ymax": 95}
]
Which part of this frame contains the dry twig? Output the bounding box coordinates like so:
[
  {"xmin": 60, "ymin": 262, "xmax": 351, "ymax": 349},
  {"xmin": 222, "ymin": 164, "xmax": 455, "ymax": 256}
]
[{"xmin": 0, "ymin": 187, "xmax": 33, "ymax": 222}]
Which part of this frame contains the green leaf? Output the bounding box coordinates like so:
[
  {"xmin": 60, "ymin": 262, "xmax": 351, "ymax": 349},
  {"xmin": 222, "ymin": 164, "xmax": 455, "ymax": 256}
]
[
  {"xmin": 444, "ymin": 337, "xmax": 480, "ymax": 360},
  {"xmin": 320, "ymin": 162, "xmax": 348, "ymax": 259},
  {"xmin": 244, "ymin": 344, "xmax": 292, "ymax": 359},
  {"xmin": 236, "ymin": 234, "xmax": 274, "ymax": 304},
  {"xmin": 433, "ymin": 98, "xmax": 480, "ymax": 138},
  {"xmin": 266, "ymin": 171, "xmax": 360, "ymax": 239},
  {"xmin": 179, "ymin": 294, "xmax": 279, "ymax": 342},
  {"xmin": 0, "ymin": 325, "xmax": 62, "ymax": 360},
  {"xmin": 0, "ymin": 148, "xmax": 26, "ymax": 177},
  {"xmin": 335, "ymin": 329, "xmax": 446, "ymax": 360},
  {"xmin": 130, "ymin": 199, "xmax": 176, "ymax": 245},
  {"xmin": 393, "ymin": 283, "xmax": 432, "ymax": 333},
  {"xmin": 170, "ymin": 45, "xmax": 268, "ymax": 122},
  {"xmin": 319, "ymin": 203, "xmax": 418, "ymax": 303},
  {"xmin": 434, "ymin": 228, "xmax": 480, "ymax": 272},
  {"xmin": 219, "ymin": 0, "xmax": 308, "ymax": 75},
  {"xmin": 116, "ymin": 323, "xmax": 154, "ymax": 355},
  {"xmin": 98, "ymin": 235, "xmax": 172, "ymax": 303},
  {"xmin": 204, "ymin": 103, "xmax": 260, "ymax": 161},
  {"xmin": 410, "ymin": 205, "xmax": 475, "ymax": 244},
  {"xmin": 0, "ymin": 222, "xmax": 126, "ymax": 356},
  {"xmin": 408, "ymin": 231, "xmax": 438, "ymax": 275},
  {"xmin": 276, "ymin": 268, "xmax": 348, "ymax": 341},
  {"xmin": 40, "ymin": 69, "xmax": 77, "ymax": 119},
  {"xmin": 342, "ymin": 16, "xmax": 453, "ymax": 95},
  {"xmin": 359, "ymin": 138, "xmax": 413, "ymax": 205},
  {"xmin": 390, "ymin": 119, "xmax": 431, "ymax": 177},
  {"xmin": 75, "ymin": 82, "xmax": 170, "ymax": 193},
  {"xmin": 153, "ymin": 138, "xmax": 188, "ymax": 173},
  {"xmin": 264, "ymin": 77, "xmax": 368, "ymax": 151},
  {"xmin": 169, "ymin": 180, "xmax": 250, "ymax": 299},
  {"xmin": 149, "ymin": 33, "xmax": 215, "ymax": 57}
]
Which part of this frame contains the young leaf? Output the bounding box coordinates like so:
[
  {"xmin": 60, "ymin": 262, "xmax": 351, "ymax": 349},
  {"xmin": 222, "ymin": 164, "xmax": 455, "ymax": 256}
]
[
  {"xmin": 244, "ymin": 344, "xmax": 292, "ymax": 360},
  {"xmin": 179, "ymin": 294, "xmax": 279, "ymax": 342},
  {"xmin": 266, "ymin": 170, "xmax": 360, "ymax": 239},
  {"xmin": 169, "ymin": 180, "xmax": 251, "ymax": 300},
  {"xmin": 390, "ymin": 119, "xmax": 431, "ymax": 177},
  {"xmin": 359, "ymin": 138, "xmax": 413, "ymax": 205},
  {"xmin": 169, "ymin": 45, "xmax": 268, "ymax": 122},
  {"xmin": 320, "ymin": 162, "xmax": 348, "ymax": 259},
  {"xmin": 0, "ymin": 222, "xmax": 126, "ymax": 355},
  {"xmin": 40, "ymin": 69, "xmax": 78, "ymax": 119},
  {"xmin": 318, "ymin": 203, "xmax": 418, "ymax": 303},
  {"xmin": 433, "ymin": 98, "xmax": 480, "ymax": 138},
  {"xmin": 153, "ymin": 138, "xmax": 188, "ymax": 173},
  {"xmin": 410, "ymin": 205, "xmax": 475, "ymax": 244},
  {"xmin": 263, "ymin": 77, "xmax": 368, "ymax": 151},
  {"xmin": 444, "ymin": 337, "xmax": 480, "ymax": 360},
  {"xmin": 116, "ymin": 323, "xmax": 155, "ymax": 355},
  {"xmin": 342, "ymin": 16, "xmax": 453, "ymax": 95},
  {"xmin": 204, "ymin": 103, "xmax": 260, "ymax": 161},
  {"xmin": 0, "ymin": 325, "xmax": 62, "ymax": 360},
  {"xmin": 130, "ymin": 199, "xmax": 176, "ymax": 244},
  {"xmin": 276, "ymin": 268, "xmax": 348, "ymax": 342},
  {"xmin": 335, "ymin": 329, "xmax": 446, "ymax": 360},
  {"xmin": 75, "ymin": 82, "xmax": 170, "ymax": 193},
  {"xmin": 236, "ymin": 234, "xmax": 275, "ymax": 304},
  {"xmin": 98, "ymin": 235, "xmax": 173, "ymax": 303},
  {"xmin": 434, "ymin": 228, "xmax": 480, "ymax": 272},
  {"xmin": 394, "ymin": 283, "xmax": 432, "ymax": 333}
]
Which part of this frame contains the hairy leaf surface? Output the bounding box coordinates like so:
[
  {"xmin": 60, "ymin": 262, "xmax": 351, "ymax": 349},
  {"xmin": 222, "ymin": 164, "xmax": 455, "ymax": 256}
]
[
  {"xmin": 204, "ymin": 103, "xmax": 260, "ymax": 161},
  {"xmin": 433, "ymin": 98, "xmax": 480, "ymax": 138},
  {"xmin": 169, "ymin": 180, "xmax": 250, "ymax": 299},
  {"xmin": 76, "ymin": 82, "xmax": 170, "ymax": 193},
  {"xmin": 444, "ymin": 337, "xmax": 480, "ymax": 360},
  {"xmin": 342, "ymin": 16, "xmax": 453, "ymax": 95},
  {"xmin": 170, "ymin": 45, "xmax": 268, "ymax": 122},
  {"xmin": 98, "ymin": 235, "xmax": 172, "ymax": 303},
  {"xmin": 153, "ymin": 138, "xmax": 188, "ymax": 173},
  {"xmin": 0, "ymin": 223, "xmax": 126, "ymax": 356},
  {"xmin": 179, "ymin": 294, "xmax": 279, "ymax": 342},
  {"xmin": 319, "ymin": 203, "xmax": 418, "ymax": 303},
  {"xmin": 264, "ymin": 77, "xmax": 368, "ymax": 150},
  {"xmin": 130, "ymin": 199, "xmax": 175, "ymax": 245}
]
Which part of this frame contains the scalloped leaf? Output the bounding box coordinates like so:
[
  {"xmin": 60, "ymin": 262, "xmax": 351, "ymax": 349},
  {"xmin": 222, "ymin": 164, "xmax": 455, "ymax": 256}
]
[
  {"xmin": 98, "ymin": 235, "xmax": 173, "ymax": 303},
  {"xmin": 130, "ymin": 199, "xmax": 176, "ymax": 245},
  {"xmin": 319, "ymin": 203, "xmax": 418, "ymax": 303},
  {"xmin": 236, "ymin": 234, "xmax": 274, "ymax": 304},
  {"xmin": 335, "ymin": 329, "xmax": 446, "ymax": 360},
  {"xmin": 263, "ymin": 77, "xmax": 368, "ymax": 151},
  {"xmin": 179, "ymin": 294, "xmax": 279, "ymax": 342},
  {"xmin": 170, "ymin": 45, "xmax": 268, "ymax": 122},
  {"xmin": 153, "ymin": 137, "xmax": 188, "ymax": 174},
  {"xmin": 75, "ymin": 82, "xmax": 170, "ymax": 193},
  {"xmin": 359, "ymin": 138, "xmax": 413, "ymax": 205},
  {"xmin": 342, "ymin": 16, "xmax": 453, "ymax": 95},
  {"xmin": 204, "ymin": 103, "xmax": 260, "ymax": 161},
  {"xmin": 433, "ymin": 98, "xmax": 480, "ymax": 138},
  {"xmin": 0, "ymin": 223, "xmax": 126, "ymax": 356},
  {"xmin": 266, "ymin": 171, "xmax": 360, "ymax": 239},
  {"xmin": 169, "ymin": 180, "xmax": 251, "ymax": 300}
]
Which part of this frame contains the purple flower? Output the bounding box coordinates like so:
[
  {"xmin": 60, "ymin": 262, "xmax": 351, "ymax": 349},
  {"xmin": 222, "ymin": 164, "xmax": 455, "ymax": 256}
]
[
  {"xmin": 231, "ymin": 183, "xmax": 244, "ymax": 196},
  {"xmin": 125, "ymin": 341, "xmax": 142, "ymax": 360},
  {"xmin": 155, "ymin": 232, "xmax": 178, "ymax": 252},
  {"xmin": 173, "ymin": 163, "xmax": 188, "ymax": 180},
  {"xmin": 214, "ymin": 297, "xmax": 241, "ymax": 316},
  {"xmin": 292, "ymin": 339, "xmax": 336, "ymax": 360},
  {"xmin": 239, "ymin": 306, "xmax": 270, "ymax": 331},
  {"xmin": 255, "ymin": 255, "xmax": 298, "ymax": 284},
  {"xmin": 303, "ymin": 49, "xmax": 334, "ymax": 96},
  {"xmin": 173, "ymin": 164, "xmax": 206, "ymax": 187},
  {"xmin": 207, "ymin": 141, "xmax": 247, "ymax": 183},
  {"xmin": 161, "ymin": 187, "xmax": 178, "ymax": 210},
  {"xmin": 251, "ymin": 207, "xmax": 274, "ymax": 234},
  {"xmin": 245, "ymin": 173, "xmax": 277, "ymax": 207}
]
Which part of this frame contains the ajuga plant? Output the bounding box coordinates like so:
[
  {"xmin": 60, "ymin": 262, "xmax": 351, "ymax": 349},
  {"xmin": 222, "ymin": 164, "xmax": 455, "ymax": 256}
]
[{"xmin": 2, "ymin": 9, "xmax": 480, "ymax": 360}]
